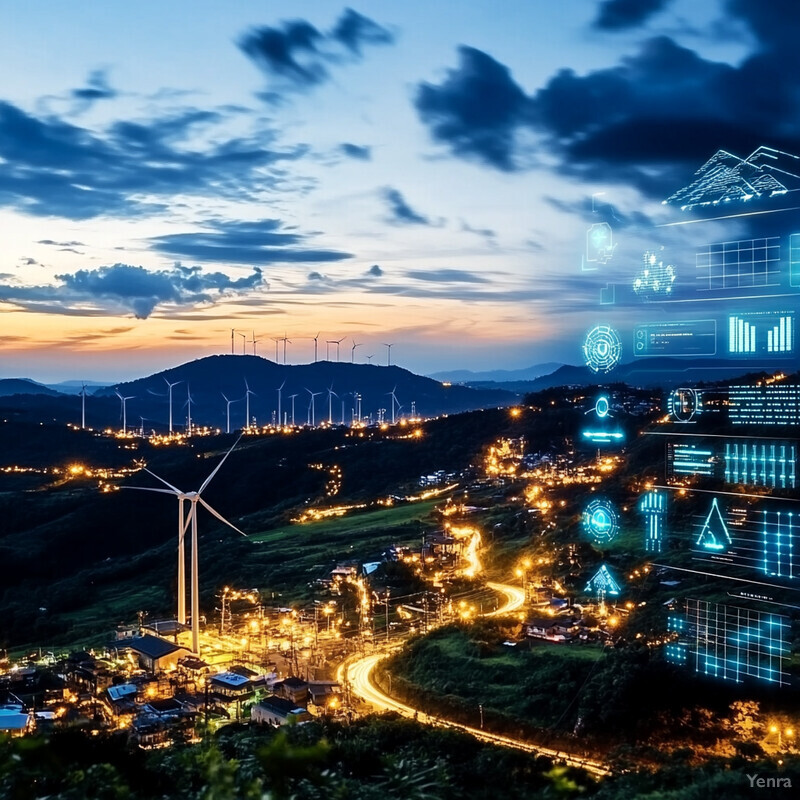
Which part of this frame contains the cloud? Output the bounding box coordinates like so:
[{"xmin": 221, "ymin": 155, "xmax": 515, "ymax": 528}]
[
  {"xmin": 594, "ymin": 0, "xmax": 673, "ymax": 30},
  {"xmin": 71, "ymin": 69, "xmax": 118, "ymax": 111},
  {"xmin": 0, "ymin": 263, "xmax": 265, "ymax": 319},
  {"xmin": 38, "ymin": 239, "xmax": 86, "ymax": 247},
  {"xmin": 0, "ymin": 100, "xmax": 306, "ymax": 219},
  {"xmin": 307, "ymin": 271, "xmax": 327, "ymax": 281},
  {"xmin": 19, "ymin": 257, "xmax": 39, "ymax": 267},
  {"xmin": 366, "ymin": 264, "xmax": 383, "ymax": 276},
  {"xmin": 149, "ymin": 218, "xmax": 352, "ymax": 265},
  {"xmin": 339, "ymin": 142, "xmax": 371, "ymax": 160},
  {"xmin": 460, "ymin": 219, "xmax": 497, "ymax": 245},
  {"xmin": 381, "ymin": 187, "xmax": 435, "ymax": 225},
  {"xmin": 415, "ymin": 5, "xmax": 800, "ymax": 198},
  {"xmin": 406, "ymin": 268, "xmax": 488, "ymax": 284},
  {"xmin": 239, "ymin": 7, "xmax": 393, "ymax": 94},
  {"xmin": 414, "ymin": 46, "xmax": 529, "ymax": 171}
]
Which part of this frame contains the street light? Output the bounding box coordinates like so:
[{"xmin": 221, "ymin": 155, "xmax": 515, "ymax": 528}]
[{"xmin": 770, "ymin": 724, "xmax": 794, "ymax": 750}]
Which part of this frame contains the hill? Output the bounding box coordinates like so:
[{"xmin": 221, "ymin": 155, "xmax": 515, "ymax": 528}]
[
  {"xmin": 0, "ymin": 378, "xmax": 63, "ymax": 397},
  {"xmin": 428, "ymin": 362, "xmax": 562, "ymax": 384}
]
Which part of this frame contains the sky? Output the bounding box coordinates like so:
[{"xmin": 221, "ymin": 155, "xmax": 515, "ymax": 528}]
[{"xmin": 0, "ymin": 0, "xmax": 795, "ymax": 381}]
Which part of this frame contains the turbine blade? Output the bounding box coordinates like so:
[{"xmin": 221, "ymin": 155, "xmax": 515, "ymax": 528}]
[
  {"xmin": 198, "ymin": 496, "xmax": 247, "ymax": 536},
  {"xmin": 198, "ymin": 435, "xmax": 242, "ymax": 494},
  {"xmin": 143, "ymin": 468, "xmax": 184, "ymax": 494},
  {"xmin": 121, "ymin": 486, "xmax": 177, "ymax": 496}
]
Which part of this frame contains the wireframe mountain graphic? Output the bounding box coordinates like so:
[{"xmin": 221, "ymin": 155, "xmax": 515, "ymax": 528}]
[
  {"xmin": 664, "ymin": 146, "xmax": 800, "ymax": 211},
  {"xmin": 696, "ymin": 497, "xmax": 732, "ymax": 552}
]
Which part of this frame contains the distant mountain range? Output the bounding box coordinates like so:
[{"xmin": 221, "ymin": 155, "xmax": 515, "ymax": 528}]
[
  {"xmin": 428, "ymin": 362, "xmax": 562, "ymax": 384},
  {"xmin": 664, "ymin": 145, "xmax": 800, "ymax": 211},
  {"xmin": 0, "ymin": 355, "xmax": 517, "ymax": 430},
  {"xmin": 463, "ymin": 356, "xmax": 793, "ymax": 393}
]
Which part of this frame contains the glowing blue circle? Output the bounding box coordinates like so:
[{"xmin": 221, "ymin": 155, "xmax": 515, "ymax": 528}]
[
  {"xmin": 582, "ymin": 326, "xmax": 622, "ymax": 373},
  {"xmin": 595, "ymin": 396, "xmax": 610, "ymax": 418},
  {"xmin": 583, "ymin": 499, "xmax": 619, "ymax": 545}
]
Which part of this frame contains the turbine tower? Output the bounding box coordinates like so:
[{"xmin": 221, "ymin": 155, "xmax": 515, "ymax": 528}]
[
  {"xmin": 383, "ymin": 342, "xmax": 393, "ymax": 366},
  {"xmin": 351, "ymin": 340, "xmax": 362, "ymax": 363},
  {"xmin": 184, "ymin": 384, "xmax": 194, "ymax": 435},
  {"xmin": 281, "ymin": 333, "xmax": 291, "ymax": 364},
  {"xmin": 244, "ymin": 378, "xmax": 255, "ymax": 428},
  {"xmin": 115, "ymin": 389, "xmax": 134, "ymax": 435},
  {"xmin": 125, "ymin": 438, "xmax": 245, "ymax": 654},
  {"xmin": 327, "ymin": 336, "xmax": 346, "ymax": 362},
  {"xmin": 327, "ymin": 384, "xmax": 338, "ymax": 425},
  {"xmin": 312, "ymin": 332, "xmax": 320, "ymax": 362},
  {"xmin": 388, "ymin": 386, "xmax": 400, "ymax": 424},
  {"xmin": 251, "ymin": 331, "xmax": 260, "ymax": 356},
  {"xmin": 80, "ymin": 382, "xmax": 87, "ymax": 429},
  {"xmin": 277, "ymin": 381, "xmax": 285, "ymax": 428},
  {"xmin": 306, "ymin": 388, "xmax": 322, "ymax": 426},
  {"xmin": 164, "ymin": 377, "xmax": 182, "ymax": 434},
  {"xmin": 237, "ymin": 332, "xmax": 247, "ymax": 355},
  {"xmin": 272, "ymin": 336, "xmax": 281, "ymax": 362},
  {"xmin": 221, "ymin": 392, "xmax": 240, "ymax": 434},
  {"xmin": 288, "ymin": 393, "xmax": 298, "ymax": 426},
  {"xmin": 230, "ymin": 329, "xmax": 235, "ymax": 355}
]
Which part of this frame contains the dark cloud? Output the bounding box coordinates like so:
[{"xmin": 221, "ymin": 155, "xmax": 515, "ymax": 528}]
[
  {"xmin": 330, "ymin": 8, "xmax": 394, "ymax": 54},
  {"xmin": 339, "ymin": 142, "xmax": 371, "ymax": 160},
  {"xmin": 149, "ymin": 219, "xmax": 352, "ymax": 265},
  {"xmin": 0, "ymin": 263, "xmax": 265, "ymax": 319},
  {"xmin": 460, "ymin": 219, "xmax": 496, "ymax": 244},
  {"xmin": 381, "ymin": 187, "xmax": 433, "ymax": 225},
  {"xmin": 19, "ymin": 257, "xmax": 39, "ymax": 266},
  {"xmin": 38, "ymin": 239, "xmax": 85, "ymax": 247},
  {"xmin": 414, "ymin": 46, "xmax": 529, "ymax": 171},
  {"xmin": 239, "ymin": 8, "xmax": 393, "ymax": 93},
  {"xmin": 0, "ymin": 101, "xmax": 305, "ymax": 219},
  {"xmin": 366, "ymin": 264, "xmax": 383, "ymax": 276},
  {"xmin": 307, "ymin": 271, "xmax": 327, "ymax": 281},
  {"xmin": 416, "ymin": 4, "xmax": 800, "ymax": 198},
  {"xmin": 71, "ymin": 69, "xmax": 118, "ymax": 110},
  {"xmin": 406, "ymin": 268, "xmax": 488, "ymax": 284},
  {"xmin": 594, "ymin": 0, "xmax": 673, "ymax": 30}
]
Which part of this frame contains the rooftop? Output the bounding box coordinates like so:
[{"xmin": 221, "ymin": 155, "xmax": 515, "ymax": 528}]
[{"xmin": 113, "ymin": 634, "xmax": 187, "ymax": 660}]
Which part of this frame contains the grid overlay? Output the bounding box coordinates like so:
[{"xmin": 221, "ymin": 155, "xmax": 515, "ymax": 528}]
[
  {"xmin": 696, "ymin": 237, "xmax": 780, "ymax": 290},
  {"xmin": 667, "ymin": 599, "xmax": 790, "ymax": 686}
]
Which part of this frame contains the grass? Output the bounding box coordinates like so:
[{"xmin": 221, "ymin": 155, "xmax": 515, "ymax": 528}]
[{"xmin": 248, "ymin": 499, "xmax": 440, "ymax": 543}]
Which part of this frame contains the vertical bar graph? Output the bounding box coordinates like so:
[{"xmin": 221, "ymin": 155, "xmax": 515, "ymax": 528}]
[{"xmin": 727, "ymin": 312, "xmax": 795, "ymax": 356}]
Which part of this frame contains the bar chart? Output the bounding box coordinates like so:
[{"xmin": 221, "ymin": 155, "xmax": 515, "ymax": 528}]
[{"xmin": 727, "ymin": 311, "xmax": 795, "ymax": 356}]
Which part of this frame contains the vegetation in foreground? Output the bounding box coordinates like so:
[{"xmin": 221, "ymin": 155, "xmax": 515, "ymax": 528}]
[{"xmin": 2, "ymin": 715, "xmax": 799, "ymax": 800}]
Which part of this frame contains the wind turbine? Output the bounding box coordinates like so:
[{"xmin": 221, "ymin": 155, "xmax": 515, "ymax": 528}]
[
  {"xmin": 244, "ymin": 378, "xmax": 256, "ymax": 429},
  {"xmin": 221, "ymin": 392, "xmax": 241, "ymax": 434},
  {"xmin": 281, "ymin": 333, "xmax": 291, "ymax": 364},
  {"xmin": 115, "ymin": 389, "xmax": 134, "ymax": 435},
  {"xmin": 288, "ymin": 393, "xmax": 298, "ymax": 426},
  {"xmin": 277, "ymin": 381, "xmax": 285, "ymax": 428},
  {"xmin": 164, "ymin": 377, "xmax": 182, "ymax": 434},
  {"xmin": 327, "ymin": 384, "xmax": 338, "ymax": 425},
  {"xmin": 230, "ymin": 329, "xmax": 235, "ymax": 355},
  {"xmin": 80, "ymin": 383, "xmax": 87, "ymax": 429},
  {"xmin": 251, "ymin": 331, "xmax": 260, "ymax": 356},
  {"xmin": 312, "ymin": 332, "xmax": 320, "ymax": 362},
  {"xmin": 388, "ymin": 386, "xmax": 400, "ymax": 424},
  {"xmin": 272, "ymin": 336, "xmax": 281, "ymax": 362},
  {"xmin": 125, "ymin": 437, "xmax": 246, "ymax": 654},
  {"xmin": 351, "ymin": 340, "xmax": 363, "ymax": 363},
  {"xmin": 327, "ymin": 336, "xmax": 346, "ymax": 362},
  {"xmin": 306, "ymin": 388, "xmax": 322, "ymax": 426},
  {"xmin": 383, "ymin": 342, "xmax": 394, "ymax": 366},
  {"xmin": 366, "ymin": 354, "xmax": 374, "ymax": 364},
  {"xmin": 184, "ymin": 384, "xmax": 195, "ymax": 435},
  {"xmin": 237, "ymin": 332, "xmax": 247, "ymax": 355}
]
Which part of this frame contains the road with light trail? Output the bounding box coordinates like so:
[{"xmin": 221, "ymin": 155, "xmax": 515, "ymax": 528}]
[
  {"xmin": 343, "ymin": 651, "xmax": 611, "ymax": 777},
  {"xmin": 484, "ymin": 581, "xmax": 526, "ymax": 616}
]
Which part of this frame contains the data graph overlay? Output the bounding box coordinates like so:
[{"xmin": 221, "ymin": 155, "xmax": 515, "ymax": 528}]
[
  {"xmin": 696, "ymin": 237, "xmax": 780, "ymax": 291},
  {"xmin": 667, "ymin": 441, "xmax": 717, "ymax": 479},
  {"xmin": 724, "ymin": 440, "xmax": 797, "ymax": 490},
  {"xmin": 640, "ymin": 490, "xmax": 667, "ymax": 553},
  {"xmin": 728, "ymin": 385, "xmax": 800, "ymax": 426},
  {"xmin": 692, "ymin": 497, "xmax": 799, "ymax": 583},
  {"xmin": 666, "ymin": 599, "xmax": 790, "ymax": 686},
  {"xmin": 791, "ymin": 233, "xmax": 800, "ymax": 288},
  {"xmin": 668, "ymin": 388, "xmax": 703, "ymax": 423},
  {"xmin": 634, "ymin": 320, "xmax": 716, "ymax": 357},
  {"xmin": 727, "ymin": 311, "xmax": 795, "ymax": 356}
]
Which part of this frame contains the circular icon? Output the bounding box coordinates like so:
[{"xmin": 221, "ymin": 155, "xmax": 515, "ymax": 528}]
[
  {"xmin": 668, "ymin": 388, "xmax": 700, "ymax": 422},
  {"xmin": 595, "ymin": 396, "xmax": 610, "ymax": 418},
  {"xmin": 583, "ymin": 499, "xmax": 619, "ymax": 545},
  {"xmin": 583, "ymin": 325, "xmax": 622, "ymax": 373}
]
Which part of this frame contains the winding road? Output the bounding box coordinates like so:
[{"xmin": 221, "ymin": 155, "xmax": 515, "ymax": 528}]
[
  {"xmin": 341, "ymin": 580, "xmax": 611, "ymax": 777},
  {"xmin": 343, "ymin": 651, "xmax": 610, "ymax": 777}
]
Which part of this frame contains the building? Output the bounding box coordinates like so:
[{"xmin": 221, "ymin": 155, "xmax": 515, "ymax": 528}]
[
  {"xmin": 251, "ymin": 695, "xmax": 312, "ymax": 727},
  {"xmin": 112, "ymin": 635, "xmax": 191, "ymax": 673},
  {"xmin": 208, "ymin": 671, "xmax": 254, "ymax": 702},
  {"xmin": 273, "ymin": 676, "xmax": 309, "ymax": 707}
]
